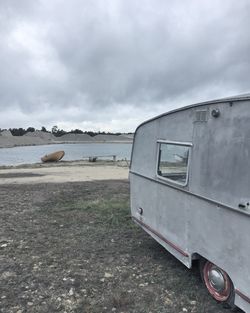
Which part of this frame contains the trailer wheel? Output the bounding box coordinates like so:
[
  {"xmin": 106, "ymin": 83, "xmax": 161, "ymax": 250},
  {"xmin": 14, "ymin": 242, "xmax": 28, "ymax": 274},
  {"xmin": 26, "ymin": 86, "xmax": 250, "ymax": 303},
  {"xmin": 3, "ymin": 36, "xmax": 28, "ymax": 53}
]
[{"xmin": 200, "ymin": 259, "xmax": 235, "ymax": 308}]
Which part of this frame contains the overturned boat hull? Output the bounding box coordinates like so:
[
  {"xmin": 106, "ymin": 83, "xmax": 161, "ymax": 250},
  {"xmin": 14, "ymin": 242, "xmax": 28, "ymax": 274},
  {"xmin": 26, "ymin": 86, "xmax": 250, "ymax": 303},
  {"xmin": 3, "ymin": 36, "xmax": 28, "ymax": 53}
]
[{"xmin": 41, "ymin": 150, "xmax": 65, "ymax": 162}]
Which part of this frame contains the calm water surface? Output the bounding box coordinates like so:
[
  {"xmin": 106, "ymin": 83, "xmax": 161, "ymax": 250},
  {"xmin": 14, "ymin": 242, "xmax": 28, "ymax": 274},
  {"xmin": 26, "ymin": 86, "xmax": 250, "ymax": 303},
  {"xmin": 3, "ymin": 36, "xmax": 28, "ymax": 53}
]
[{"xmin": 0, "ymin": 143, "xmax": 132, "ymax": 166}]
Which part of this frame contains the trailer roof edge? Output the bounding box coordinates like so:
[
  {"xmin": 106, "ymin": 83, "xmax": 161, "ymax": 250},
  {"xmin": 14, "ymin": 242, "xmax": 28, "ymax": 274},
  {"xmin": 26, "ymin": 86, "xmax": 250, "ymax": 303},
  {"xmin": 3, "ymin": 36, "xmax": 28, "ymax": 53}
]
[{"xmin": 135, "ymin": 93, "xmax": 250, "ymax": 132}]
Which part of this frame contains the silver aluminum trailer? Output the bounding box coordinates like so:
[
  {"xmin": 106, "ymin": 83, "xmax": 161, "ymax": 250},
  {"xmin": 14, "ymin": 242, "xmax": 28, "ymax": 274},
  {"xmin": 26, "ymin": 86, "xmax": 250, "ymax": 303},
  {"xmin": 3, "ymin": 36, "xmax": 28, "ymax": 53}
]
[{"xmin": 130, "ymin": 94, "xmax": 250, "ymax": 312}]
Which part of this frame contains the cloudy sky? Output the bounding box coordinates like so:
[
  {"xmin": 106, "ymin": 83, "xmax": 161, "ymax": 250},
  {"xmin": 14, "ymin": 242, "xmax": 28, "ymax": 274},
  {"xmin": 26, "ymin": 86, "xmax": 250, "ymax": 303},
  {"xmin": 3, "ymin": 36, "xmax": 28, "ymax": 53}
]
[{"xmin": 0, "ymin": 0, "xmax": 249, "ymax": 132}]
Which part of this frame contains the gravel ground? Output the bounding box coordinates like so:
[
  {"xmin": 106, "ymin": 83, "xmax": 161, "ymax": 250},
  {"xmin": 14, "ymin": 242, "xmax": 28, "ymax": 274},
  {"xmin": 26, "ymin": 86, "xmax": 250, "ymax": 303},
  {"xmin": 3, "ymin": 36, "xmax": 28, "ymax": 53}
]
[{"xmin": 0, "ymin": 180, "xmax": 240, "ymax": 313}]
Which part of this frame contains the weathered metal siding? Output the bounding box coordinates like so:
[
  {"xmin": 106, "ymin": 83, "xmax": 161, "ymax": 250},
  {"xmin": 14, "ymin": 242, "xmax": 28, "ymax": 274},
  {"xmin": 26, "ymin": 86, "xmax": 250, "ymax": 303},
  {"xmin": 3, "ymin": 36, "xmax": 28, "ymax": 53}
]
[
  {"xmin": 186, "ymin": 193, "xmax": 250, "ymax": 288},
  {"xmin": 131, "ymin": 108, "xmax": 194, "ymax": 177},
  {"xmin": 130, "ymin": 174, "xmax": 190, "ymax": 266},
  {"xmin": 131, "ymin": 121, "xmax": 159, "ymax": 178},
  {"xmin": 131, "ymin": 100, "xmax": 250, "ymax": 210},
  {"xmin": 190, "ymin": 101, "xmax": 250, "ymax": 209}
]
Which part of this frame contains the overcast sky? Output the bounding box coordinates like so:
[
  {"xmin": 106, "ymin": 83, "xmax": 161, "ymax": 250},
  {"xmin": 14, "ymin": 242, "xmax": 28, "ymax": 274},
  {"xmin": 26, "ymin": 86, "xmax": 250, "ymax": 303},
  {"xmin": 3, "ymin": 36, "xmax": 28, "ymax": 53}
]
[{"xmin": 0, "ymin": 0, "xmax": 249, "ymax": 132}]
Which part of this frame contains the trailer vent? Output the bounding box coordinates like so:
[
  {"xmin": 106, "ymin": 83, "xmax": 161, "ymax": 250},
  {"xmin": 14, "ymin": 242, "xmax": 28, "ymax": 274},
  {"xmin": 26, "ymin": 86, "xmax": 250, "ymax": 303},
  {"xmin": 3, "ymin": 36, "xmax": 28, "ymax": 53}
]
[{"xmin": 194, "ymin": 110, "xmax": 208, "ymax": 122}]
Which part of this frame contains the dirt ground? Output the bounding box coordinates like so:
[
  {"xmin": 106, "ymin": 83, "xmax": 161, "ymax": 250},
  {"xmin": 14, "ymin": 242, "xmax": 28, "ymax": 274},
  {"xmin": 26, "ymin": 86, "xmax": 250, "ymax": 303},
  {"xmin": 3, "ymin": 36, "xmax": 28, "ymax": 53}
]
[{"xmin": 0, "ymin": 177, "xmax": 240, "ymax": 312}]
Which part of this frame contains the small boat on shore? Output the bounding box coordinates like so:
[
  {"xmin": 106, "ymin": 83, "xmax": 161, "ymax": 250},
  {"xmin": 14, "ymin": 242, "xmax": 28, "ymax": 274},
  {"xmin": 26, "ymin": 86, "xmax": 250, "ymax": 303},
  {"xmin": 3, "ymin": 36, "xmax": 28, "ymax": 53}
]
[{"xmin": 41, "ymin": 150, "xmax": 65, "ymax": 162}]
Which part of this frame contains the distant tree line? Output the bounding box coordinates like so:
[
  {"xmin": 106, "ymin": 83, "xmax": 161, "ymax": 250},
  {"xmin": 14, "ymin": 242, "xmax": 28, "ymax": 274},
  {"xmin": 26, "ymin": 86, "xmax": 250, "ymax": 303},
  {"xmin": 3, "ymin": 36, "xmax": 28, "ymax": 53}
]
[{"xmin": 3, "ymin": 126, "xmax": 133, "ymax": 137}]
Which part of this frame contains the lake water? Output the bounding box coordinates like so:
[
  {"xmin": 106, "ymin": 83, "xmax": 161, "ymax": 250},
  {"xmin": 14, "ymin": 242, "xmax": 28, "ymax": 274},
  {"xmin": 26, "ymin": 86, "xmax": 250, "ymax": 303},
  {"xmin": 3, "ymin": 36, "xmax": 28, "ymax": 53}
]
[{"xmin": 0, "ymin": 143, "xmax": 133, "ymax": 166}]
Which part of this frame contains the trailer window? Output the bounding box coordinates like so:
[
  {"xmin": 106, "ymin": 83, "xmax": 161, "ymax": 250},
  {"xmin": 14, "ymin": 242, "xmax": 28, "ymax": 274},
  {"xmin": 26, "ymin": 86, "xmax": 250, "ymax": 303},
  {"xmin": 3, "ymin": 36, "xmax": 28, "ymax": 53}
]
[{"xmin": 157, "ymin": 143, "xmax": 190, "ymax": 185}]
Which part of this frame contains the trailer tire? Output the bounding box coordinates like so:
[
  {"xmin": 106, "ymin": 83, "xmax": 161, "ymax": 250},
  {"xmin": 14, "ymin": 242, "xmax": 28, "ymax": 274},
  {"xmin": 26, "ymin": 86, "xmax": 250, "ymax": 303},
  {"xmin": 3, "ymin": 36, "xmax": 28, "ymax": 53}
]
[{"xmin": 199, "ymin": 259, "xmax": 236, "ymax": 309}]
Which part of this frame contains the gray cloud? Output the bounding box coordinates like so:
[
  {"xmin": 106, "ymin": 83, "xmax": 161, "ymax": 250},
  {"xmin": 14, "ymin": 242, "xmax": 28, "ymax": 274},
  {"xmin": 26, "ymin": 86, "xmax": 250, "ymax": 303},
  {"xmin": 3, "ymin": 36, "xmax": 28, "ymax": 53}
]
[{"xmin": 0, "ymin": 0, "xmax": 250, "ymax": 131}]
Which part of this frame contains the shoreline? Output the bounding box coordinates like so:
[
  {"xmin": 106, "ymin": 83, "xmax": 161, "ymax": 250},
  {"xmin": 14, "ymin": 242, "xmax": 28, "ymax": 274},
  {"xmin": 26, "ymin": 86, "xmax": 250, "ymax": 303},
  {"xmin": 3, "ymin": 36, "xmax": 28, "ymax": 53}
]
[
  {"xmin": 0, "ymin": 159, "xmax": 129, "ymax": 169},
  {"xmin": 0, "ymin": 140, "xmax": 133, "ymax": 149}
]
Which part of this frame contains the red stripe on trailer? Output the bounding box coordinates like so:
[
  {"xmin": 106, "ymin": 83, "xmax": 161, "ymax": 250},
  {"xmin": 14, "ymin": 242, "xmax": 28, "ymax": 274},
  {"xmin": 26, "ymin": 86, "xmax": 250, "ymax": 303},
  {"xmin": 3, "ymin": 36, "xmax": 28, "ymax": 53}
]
[
  {"xmin": 132, "ymin": 216, "xmax": 189, "ymax": 257},
  {"xmin": 236, "ymin": 289, "xmax": 250, "ymax": 304}
]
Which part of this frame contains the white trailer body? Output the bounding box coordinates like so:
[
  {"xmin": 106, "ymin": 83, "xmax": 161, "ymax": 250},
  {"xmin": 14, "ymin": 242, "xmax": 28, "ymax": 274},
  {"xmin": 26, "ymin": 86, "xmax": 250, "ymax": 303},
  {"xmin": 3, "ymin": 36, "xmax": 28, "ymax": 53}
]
[{"xmin": 130, "ymin": 95, "xmax": 250, "ymax": 312}]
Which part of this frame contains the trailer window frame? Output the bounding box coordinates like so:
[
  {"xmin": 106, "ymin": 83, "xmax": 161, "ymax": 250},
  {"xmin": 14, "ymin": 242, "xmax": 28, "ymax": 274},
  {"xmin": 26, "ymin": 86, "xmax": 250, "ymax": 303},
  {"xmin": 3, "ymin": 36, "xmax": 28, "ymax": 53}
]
[{"xmin": 156, "ymin": 140, "xmax": 192, "ymax": 187}]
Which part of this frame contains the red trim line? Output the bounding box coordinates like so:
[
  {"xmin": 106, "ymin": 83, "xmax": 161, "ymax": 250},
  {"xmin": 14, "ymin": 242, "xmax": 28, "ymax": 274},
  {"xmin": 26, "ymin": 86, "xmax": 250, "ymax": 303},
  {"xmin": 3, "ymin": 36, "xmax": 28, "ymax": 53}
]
[
  {"xmin": 132, "ymin": 216, "xmax": 189, "ymax": 257},
  {"xmin": 236, "ymin": 289, "xmax": 250, "ymax": 304}
]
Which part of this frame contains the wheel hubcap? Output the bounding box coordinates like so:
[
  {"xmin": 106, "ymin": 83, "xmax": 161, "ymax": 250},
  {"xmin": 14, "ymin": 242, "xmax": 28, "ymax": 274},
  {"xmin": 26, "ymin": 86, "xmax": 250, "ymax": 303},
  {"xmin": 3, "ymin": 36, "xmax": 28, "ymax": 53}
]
[
  {"xmin": 208, "ymin": 267, "xmax": 226, "ymax": 292},
  {"xmin": 203, "ymin": 261, "xmax": 232, "ymax": 302}
]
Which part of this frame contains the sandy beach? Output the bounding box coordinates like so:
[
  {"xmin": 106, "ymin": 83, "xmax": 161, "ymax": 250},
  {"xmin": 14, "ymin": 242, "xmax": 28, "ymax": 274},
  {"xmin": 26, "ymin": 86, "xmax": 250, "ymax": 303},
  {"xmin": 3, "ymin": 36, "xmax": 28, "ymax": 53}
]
[{"xmin": 0, "ymin": 161, "xmax": 129, "ymax": 184}]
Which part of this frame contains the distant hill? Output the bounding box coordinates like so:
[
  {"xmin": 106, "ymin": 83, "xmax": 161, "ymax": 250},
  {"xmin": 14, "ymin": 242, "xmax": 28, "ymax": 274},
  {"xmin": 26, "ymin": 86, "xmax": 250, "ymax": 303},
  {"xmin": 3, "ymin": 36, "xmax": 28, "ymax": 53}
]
[
  {"xmin": 55, "ymin": 133, "xmax": 94, "ymax": 142},
  {"xmin": 93, "ymin": 134, "xmax": 132, "ymax": 142},
  {"xmin": 24, "ymin": 130, "xmax": 56, "ymax": 141},
  {"xmin": 0, "ymin": 129, "xmax": 134, "ymax": 148},
  {"xmin": 0, "ymin": 130, "xmax": 13, "ymax": 137},
  {"xmin": 120, "ymin": 134, "xmax": 134, "ymax": 140}
]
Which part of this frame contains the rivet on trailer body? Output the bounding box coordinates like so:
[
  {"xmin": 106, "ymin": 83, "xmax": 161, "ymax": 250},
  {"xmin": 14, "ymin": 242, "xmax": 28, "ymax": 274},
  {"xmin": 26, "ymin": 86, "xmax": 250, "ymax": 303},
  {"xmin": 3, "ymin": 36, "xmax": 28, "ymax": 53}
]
[{"xmin": 211, "ymin": 109, "xmax": 220, "ymax": 118}]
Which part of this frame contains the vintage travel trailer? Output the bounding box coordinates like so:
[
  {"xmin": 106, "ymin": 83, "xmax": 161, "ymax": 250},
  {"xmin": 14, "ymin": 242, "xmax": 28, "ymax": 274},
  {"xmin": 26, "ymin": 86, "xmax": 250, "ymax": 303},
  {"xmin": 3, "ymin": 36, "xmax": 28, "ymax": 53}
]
[{"xmin": 130, "ymin": 94, "xmax": 250, "ymax": 312}]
